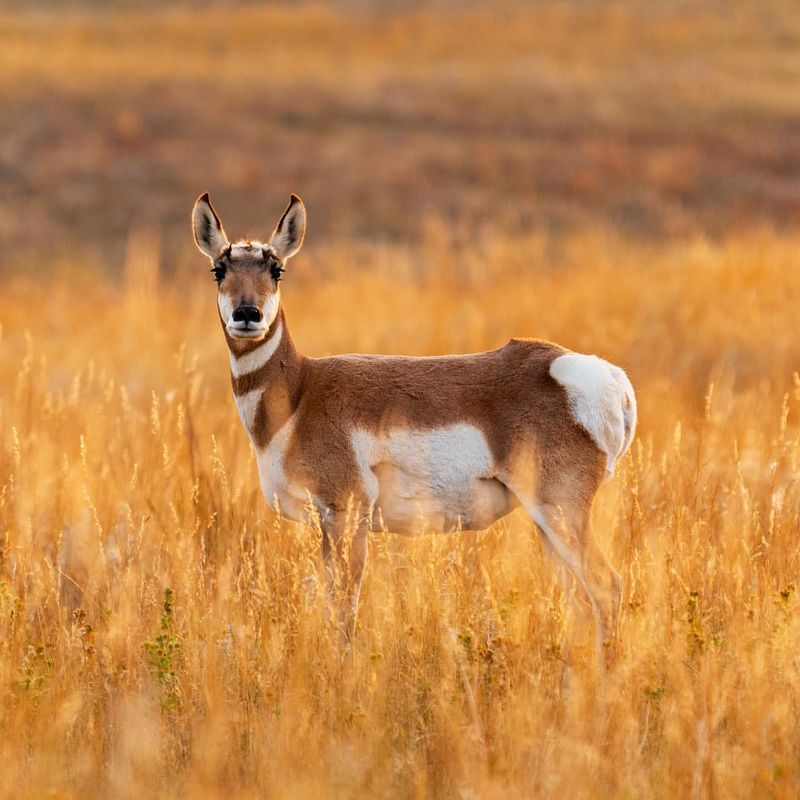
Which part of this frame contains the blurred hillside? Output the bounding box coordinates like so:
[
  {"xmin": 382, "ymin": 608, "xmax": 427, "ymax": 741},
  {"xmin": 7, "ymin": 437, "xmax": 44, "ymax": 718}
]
[{"xmin": 1, "ymin": 0, "xmax": 799, "ymax": 269}]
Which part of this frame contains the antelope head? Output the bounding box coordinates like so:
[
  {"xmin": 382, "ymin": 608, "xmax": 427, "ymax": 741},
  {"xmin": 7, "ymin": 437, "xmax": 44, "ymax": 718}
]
[{"xmin": 192, "ymin": 193, "xmax": 306, "ymax": 340}]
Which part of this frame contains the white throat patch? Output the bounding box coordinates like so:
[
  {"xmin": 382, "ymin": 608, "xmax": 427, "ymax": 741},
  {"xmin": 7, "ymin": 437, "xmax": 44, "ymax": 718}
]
[{"xmin": 229, "ymin": 319, "xmax": 284, "ymax": 377}]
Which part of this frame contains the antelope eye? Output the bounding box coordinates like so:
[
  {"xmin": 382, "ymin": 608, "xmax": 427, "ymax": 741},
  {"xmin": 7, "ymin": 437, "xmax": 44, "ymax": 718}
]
[
  {"xmin": 211, "ymin": 265, "xmax": 226, "ymax": 283},
  {"xmin": 270, "ymin": 263, "xmax": 285, "ymax": 282},
  {"xmin": 260, "ymin": 254, "xmax": 284, "ymax": 282}
]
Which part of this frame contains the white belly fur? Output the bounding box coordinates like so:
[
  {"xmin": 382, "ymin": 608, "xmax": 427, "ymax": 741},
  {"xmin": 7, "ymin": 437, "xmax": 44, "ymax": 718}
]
[{"xmin": 352, "ymin": 424, "xmax": 518, "ymax": 535}]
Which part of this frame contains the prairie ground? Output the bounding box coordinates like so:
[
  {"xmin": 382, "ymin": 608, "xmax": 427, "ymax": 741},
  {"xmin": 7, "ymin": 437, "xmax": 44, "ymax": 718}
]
[{"xmin": 2, "ymin": 1, "xmax": 800, "ymax": 798}]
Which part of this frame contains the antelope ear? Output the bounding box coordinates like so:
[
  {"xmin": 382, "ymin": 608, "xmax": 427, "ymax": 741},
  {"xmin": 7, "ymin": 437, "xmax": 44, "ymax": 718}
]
[
  {"xmin": 269, "ymin": 194, "xmax": 306, "ymax": 260},
  {"xmin": 192, "ymin": 193, "xmax": 229, "ymax": 259}
]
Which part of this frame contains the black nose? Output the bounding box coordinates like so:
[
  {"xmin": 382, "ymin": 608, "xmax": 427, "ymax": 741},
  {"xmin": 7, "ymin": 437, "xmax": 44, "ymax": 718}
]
[{"xmin": 232, "ymin": 305, "xmax": 263, "ymax": 324}]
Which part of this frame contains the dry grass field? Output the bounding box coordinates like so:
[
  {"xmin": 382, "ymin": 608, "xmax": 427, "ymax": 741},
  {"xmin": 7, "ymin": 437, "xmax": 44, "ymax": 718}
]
[
  {"xmin": 2, "ymin": 2, "xmax": 800, "ymax": 799},
  {"xmin": 3, "ymin": 231, "xmax": 800, "ymax": 799}
]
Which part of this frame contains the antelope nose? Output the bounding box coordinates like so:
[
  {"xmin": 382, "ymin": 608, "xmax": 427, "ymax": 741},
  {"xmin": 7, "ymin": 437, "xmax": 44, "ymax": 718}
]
[{"xmin": 232, "ymin": 305, "xmax": 263, "ymax": 324}]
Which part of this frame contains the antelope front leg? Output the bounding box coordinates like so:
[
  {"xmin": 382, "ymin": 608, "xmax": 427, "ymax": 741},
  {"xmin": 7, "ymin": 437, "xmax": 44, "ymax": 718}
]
[{"xmin": 320, "ymin": 512, "xmax": 370, "ymax": 643}]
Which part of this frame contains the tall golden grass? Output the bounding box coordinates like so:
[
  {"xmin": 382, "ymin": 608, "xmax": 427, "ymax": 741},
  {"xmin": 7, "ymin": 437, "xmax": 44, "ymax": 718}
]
[{"xmin": 2, "ymin": 229, "xmax": 799, "ymax": 798}]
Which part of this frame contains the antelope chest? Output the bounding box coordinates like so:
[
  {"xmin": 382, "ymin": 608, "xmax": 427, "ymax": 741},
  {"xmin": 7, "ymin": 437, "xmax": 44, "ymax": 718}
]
[
  {"xmin": 234, "ymin": 389, "xmax": 263, "ymax": 436},
  {"xmin": 253, "ymin": 413, "xmax": 310, "ymax": 521},
  {"xmin": 233, "ymin": 391, "xmax": 308, "ymax": 520}
]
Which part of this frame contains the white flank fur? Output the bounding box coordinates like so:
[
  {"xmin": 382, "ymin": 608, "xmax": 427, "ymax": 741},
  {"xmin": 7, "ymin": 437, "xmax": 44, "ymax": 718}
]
[
  {"xmin": 229, "ymin": 319, "xmax": 283, "ymax": 377},
  {"xmin": 350, "ymin": 424, "xmax": 516, "ymax": 533},
  {"xmin": 549, "ymin": 353, "xmax": 637, "ymax": 477}
]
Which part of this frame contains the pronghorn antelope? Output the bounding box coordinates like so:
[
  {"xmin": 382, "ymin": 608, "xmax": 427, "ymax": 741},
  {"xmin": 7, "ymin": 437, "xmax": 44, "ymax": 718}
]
[{"xmin": 192, "ymin": 193, "xmax": 637, "ymax": 649}]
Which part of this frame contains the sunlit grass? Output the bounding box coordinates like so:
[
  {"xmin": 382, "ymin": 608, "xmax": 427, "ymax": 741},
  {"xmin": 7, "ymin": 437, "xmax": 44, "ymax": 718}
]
[{"xmin": 1, "ymin": 230, "xmax": 799, "ymax": 797}]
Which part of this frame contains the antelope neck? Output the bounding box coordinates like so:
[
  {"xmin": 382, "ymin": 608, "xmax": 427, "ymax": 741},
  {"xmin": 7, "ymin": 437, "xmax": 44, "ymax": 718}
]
[{"xmin": 225, "ymin": 308, "xmax": 305, "ymax": 448}]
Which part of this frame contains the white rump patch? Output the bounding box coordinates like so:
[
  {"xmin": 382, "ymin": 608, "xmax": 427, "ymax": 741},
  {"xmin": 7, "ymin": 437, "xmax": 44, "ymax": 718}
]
[
  {"xmin": 550, "ymin": 353, "xmax": 637, "ymax": 478},
  {"xmin": 229, "ymin": 319, "xmax": 283, "ymax": 377}
]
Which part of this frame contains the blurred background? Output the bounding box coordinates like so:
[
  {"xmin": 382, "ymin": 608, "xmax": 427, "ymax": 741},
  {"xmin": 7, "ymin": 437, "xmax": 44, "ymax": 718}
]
[
  {"xmin": 2, "ymin": 0, "xmax": 799, "ymax": 270},
  {"xmin": 3, "ymin": 4, "xmax": 800, "ymax": 798}
]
